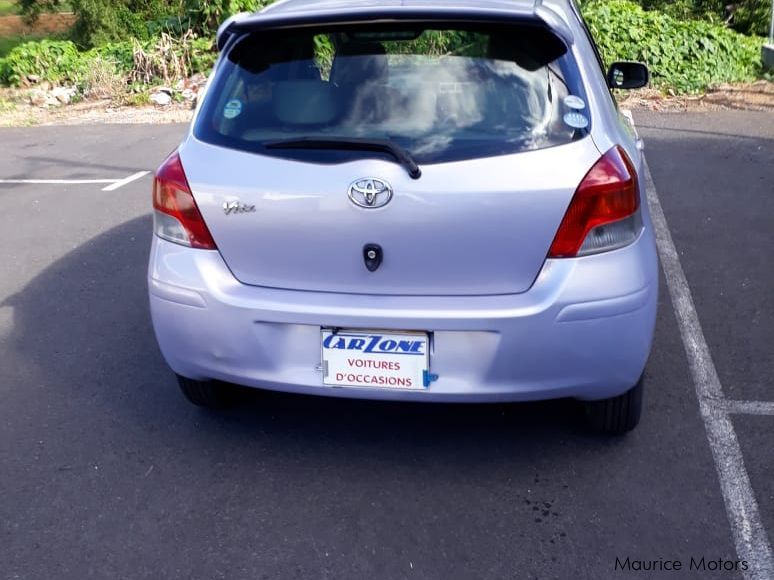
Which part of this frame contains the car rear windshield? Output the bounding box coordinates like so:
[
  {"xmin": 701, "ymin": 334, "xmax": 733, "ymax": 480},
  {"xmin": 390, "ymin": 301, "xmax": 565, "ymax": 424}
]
[{"xmin": 195, "ymin": 23, "xmax": 590, "ymax": 164}]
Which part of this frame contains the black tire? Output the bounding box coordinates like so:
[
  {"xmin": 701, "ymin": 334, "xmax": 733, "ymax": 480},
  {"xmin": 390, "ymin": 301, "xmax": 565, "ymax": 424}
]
[
  {"xmin": 176, "ymin": 374, "xmax": 236, "ymax": 409},
  {"xmin": 583, "ymin": 376, "xmax": 644, "ymax": 435}
]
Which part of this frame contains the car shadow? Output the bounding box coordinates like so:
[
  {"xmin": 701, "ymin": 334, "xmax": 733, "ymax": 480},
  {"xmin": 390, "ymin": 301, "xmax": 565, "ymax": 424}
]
[{"xmin": 2, "ymin": 215, "xmax": 622, "ymax": 470}]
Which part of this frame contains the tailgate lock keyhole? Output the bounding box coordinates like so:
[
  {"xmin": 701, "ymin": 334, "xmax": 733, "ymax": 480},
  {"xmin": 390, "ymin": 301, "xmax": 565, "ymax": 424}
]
[{"xmin": 363, "ymin": 244, "xmax": 383, "ymax": 272}]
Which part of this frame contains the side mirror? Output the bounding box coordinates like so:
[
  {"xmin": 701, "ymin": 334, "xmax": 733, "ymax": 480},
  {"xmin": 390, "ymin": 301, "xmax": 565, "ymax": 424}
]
[
  {"xmin": 216, "ymin": 12, "xmax": 250, "ymax": 52},
  {"xmin": 606, "ymin": 61, "xmax": 649, "ymax": 89}
]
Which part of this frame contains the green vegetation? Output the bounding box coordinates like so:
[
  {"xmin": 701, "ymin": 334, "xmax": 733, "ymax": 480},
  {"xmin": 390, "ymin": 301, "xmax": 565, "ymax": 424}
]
[
  {"xmin": 13, "ymin": 0, "xmax": 267, "ymax": 47},
  {"xmin": 0, "ymin": 0, "xmax": 768, "ymax": 100},
  {"xmin": 3, "ymin": 0, "xmax": 71, "ymax": 18},
  {"xmin": 631, "ymin": 0, "xmax": 772, "ymax": 37},
  {"xmin": 582, "ymin": 0, "xmax": 763, "ymax": 93},
  {"xmin": 0, "ymin": 96, "xmax": 16, "ymax": 111},
  {"xmin": 0, "ymin": 36, "xmax": 37, "ymax": 57},
  {"xmin": 0, "ymin": 34, "xmax": 215, "ymax": 87},
  {"xmin": 0, "ymin": 0, "xmax": 18, "ymax": 16},
  {"xmin": 0, "ymin": 39, "xmax": 83, "ymax": 84},
  {"xmin": 2, "ymin": 0, "xmax": 307, "ymax": 93}
]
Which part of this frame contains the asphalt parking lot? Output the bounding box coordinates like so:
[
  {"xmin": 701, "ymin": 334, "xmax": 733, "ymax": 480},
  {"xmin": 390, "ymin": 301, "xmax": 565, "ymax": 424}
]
[{"xmin": 0, "ymin": 110, "xmax": 772, "ymax": 579}]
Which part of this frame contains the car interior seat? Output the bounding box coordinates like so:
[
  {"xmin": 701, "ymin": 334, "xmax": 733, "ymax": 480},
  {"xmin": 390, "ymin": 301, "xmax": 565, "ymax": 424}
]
[{"xmin": 329, "ymin": 41, "xmax": 392, "ymax": 124}]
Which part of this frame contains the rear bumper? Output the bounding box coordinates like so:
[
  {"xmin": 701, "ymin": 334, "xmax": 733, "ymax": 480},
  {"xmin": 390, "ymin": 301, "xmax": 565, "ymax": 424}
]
[{"xmin": 148, "ymin": 231, "xmax": 658, "ymax": 402}]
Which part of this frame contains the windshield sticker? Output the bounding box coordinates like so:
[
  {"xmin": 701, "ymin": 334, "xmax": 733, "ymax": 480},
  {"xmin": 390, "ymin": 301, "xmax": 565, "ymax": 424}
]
[
  {"xmin": 223, "ymin": 99, "xmax": 243, "ymax": 119},
  {"xmin": 564, "ymin": 95, "xmax": 586, "ymax": 110},
  {"xmin": 563, "ymin": 112, "xmax": 589, "ymax": 129}
]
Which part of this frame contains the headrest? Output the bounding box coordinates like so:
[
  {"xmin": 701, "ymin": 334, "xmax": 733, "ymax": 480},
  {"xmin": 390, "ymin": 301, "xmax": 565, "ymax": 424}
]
[
  {"xmin": 338, "ymin": 41, "xmax": 386, "ymax": 57},
  {"xmin": 330, "ymin": 42, "xmax": 388, "ymax": 86},
  {"xmin": 273, "ymin": 81, "xmax": 339, "ymax": 125}
]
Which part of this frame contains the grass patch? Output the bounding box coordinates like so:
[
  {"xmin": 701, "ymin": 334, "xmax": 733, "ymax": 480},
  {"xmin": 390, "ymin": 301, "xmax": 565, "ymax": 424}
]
[
  {"xmin": 0, "ymin": 35, "xmax": 45, "ymax": 58},
  {"xmin": 122, "ymin": 90, "xmax": 150, "ymax": 106},
  {"xmin": 0, "ymin": 0, "xmax": 17, "ymax": 16},
  {"xmin": 0, "ymin": 96, "xmax": 15, "ymax": 112},
  {"xmin": 0, "ymin": 34, "xmax": 49, "ymax": 58},
  {"xmin": 0, "ymin": 0, "xmax": 72, "ymax": 15}
]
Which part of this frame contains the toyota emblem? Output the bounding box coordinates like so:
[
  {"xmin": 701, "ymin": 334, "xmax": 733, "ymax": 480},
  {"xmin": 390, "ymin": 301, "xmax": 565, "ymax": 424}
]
[{"xmin": 348, "ymin": 178, "xmax": 393, "ymax": 209}]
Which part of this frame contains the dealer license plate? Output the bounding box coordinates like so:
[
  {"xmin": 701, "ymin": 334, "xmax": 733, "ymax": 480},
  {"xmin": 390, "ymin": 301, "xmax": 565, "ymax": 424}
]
[{"xmin": 321, "ymin": 329, "xmax": 430, "ymax": 390}]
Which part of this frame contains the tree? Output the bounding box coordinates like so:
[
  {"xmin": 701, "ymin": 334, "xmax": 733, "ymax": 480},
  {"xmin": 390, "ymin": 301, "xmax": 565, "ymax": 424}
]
[
  {"xmin": 16, "ymin": 0, "xmax": 180, "ymax": 47},
  {"xmin": 17, "ymin": 0, "xmax": 64, "ymax": 25},
  {"xmin": 634, "ymin": 0, "xmax": 771, "ymax": 35}
]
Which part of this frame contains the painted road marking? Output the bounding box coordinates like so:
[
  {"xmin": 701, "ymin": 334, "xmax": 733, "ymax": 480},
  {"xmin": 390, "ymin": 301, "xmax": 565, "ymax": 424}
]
[
  {"xmin": 720, "ymin": 400, "xmax": 774, "ymax": 416},
  {"xmin": 0, "ymin": 170, "xmax": 150, "ymax": 190},
  {"xmin": 101, "ymin": 170, "xmax": 150, "ymax": 191},
  {"xmin": 0, "ymin": 179, "xmax": 118, "ymax": 184},
  {"xmin": 643, "ymin": 159, "xmax": 774, "ymax": 579}
]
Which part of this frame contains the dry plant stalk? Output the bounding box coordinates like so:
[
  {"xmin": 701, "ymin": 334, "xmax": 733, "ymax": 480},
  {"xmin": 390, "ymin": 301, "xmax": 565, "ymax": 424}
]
[
  {"xmin": 82, "ymin": 57, "xmax": 125, "ymax": 99},
  {"xmin": 131, "ymin": 31, "xmax": 195, "ymax": 86}
]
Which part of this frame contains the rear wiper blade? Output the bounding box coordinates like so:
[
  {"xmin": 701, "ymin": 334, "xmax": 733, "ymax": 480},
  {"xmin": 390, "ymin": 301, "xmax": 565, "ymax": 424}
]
[{"xmin": 264, "ymin": 137, "xmax": 422, "ymax": 180}]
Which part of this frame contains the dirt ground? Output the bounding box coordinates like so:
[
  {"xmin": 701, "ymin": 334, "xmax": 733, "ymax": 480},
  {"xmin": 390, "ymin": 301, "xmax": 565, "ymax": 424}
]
[
  {"xmin": 0, "ymin": 80, "xmax": 772, "ymax": 128},
  {"xmin": 618, "ymin": 80, "xmax": 774, "ymax": 113},
  {"xmin": 0, "ymin": 12, "xmax": 75, "ymax": 36},
  {"xmin": 0, "ymin": 96, "xmax": 196, "ymax": 127}
]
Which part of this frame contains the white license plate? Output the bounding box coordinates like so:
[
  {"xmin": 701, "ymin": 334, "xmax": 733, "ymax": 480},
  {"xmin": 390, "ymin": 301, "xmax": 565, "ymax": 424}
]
[{"xmin": 321, "ymin": 329, "xmax": 430, "ymax": 390}]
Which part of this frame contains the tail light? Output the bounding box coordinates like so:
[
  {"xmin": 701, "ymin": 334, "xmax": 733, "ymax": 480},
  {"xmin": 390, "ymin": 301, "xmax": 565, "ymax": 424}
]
[
  {"xmin": 548, "ymin": 146, "xmax": 641, "ymax": 258},
  {"xmin": 152, "ymin": 152, "xmax": 217, "ymax": 250}
]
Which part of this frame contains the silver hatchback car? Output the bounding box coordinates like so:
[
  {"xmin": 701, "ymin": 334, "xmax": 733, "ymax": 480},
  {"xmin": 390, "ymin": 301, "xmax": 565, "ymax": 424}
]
[{"xmin": 149, "ymin": 0, "xmax": 658, "ymax": 433}]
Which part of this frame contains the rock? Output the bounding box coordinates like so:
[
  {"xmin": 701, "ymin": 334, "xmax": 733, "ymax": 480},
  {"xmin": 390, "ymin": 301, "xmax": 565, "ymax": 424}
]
[
  {"xmin": 26, "ymin": 74, "xmax": 40, "ymax": 84},
  {"xmin": 181, "ymin": 88, "xmax": 195, "ymax": 101},
  {"xmin": 52, "ymin": 86, "xmax": 76, "ymax": 104},
  {"xmin": 150, "ymin": 91, "xmax": 172, "ymax": 106},
  {"xmin": 39, "ymin": 81, "xmax": 51, "ymax": 92},
  {"xmin": 29, "ymin": 90, "xmax": 48, "ymax": 107}
]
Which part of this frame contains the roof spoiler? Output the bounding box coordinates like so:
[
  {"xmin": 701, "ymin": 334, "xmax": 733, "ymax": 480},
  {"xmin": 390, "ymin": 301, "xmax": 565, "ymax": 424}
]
[
  {"xmin": 216, "ymin": 12, "xmax": 251, "ymax": 52},
  {"xmin": 215, "ymin": 5, "xmax": 574, "ymax": 52}
]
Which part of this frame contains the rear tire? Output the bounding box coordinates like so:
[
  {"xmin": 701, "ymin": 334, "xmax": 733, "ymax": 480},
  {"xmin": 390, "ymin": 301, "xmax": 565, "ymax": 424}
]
[
  {"xmin": 583, "ymin": 376, "xmax": 644, "ymax": 435},
  {"xmin": 176, "ymin": 374, "xmax": 236, "ymax": 409}
]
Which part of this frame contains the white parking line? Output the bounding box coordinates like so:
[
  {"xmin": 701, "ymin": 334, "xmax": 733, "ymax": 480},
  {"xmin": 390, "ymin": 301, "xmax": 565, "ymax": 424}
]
[
  {"xmin": 0, "ymin": 170, "xmax": 150, "ymax": 190},
  {"xmin": 643, "ymin": 160, "xmax": 774, "ymax": 578},
  {"xmin": 101, "ymin": 171, "xmax": 150, "ymax": 191},
  {"xmin": 720, "ymin": 400, "xmax": 774, "ymax": 416},
  {"xmin": 0, "ymin": 179, "xmax": 118, "ymax": 184}
]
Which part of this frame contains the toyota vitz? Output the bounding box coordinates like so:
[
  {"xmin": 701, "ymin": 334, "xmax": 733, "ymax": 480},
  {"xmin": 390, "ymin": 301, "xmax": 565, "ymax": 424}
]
[{"xmin": 148, "ymin": 0, "xmax": 658, "ymax": 433}]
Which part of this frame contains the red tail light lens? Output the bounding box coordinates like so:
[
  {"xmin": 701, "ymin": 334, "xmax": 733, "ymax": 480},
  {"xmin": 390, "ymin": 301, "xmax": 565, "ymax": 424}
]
[
  {"xmin": 548, "ymin": 146, "xmax": 640, "ymax": 258},
  {"xmin": 152, "ymin": 152, "xmax": 217, "ymax": 250}
]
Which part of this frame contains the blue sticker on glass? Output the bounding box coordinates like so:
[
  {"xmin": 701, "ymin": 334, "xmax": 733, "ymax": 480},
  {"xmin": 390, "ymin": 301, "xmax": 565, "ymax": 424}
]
[
  {"xmin": 223, "ymin": 99, "xmax": 242, "ymax": 119},
  {"xmin": 564, "ymin": 95, "xmax": 586, "ymax": 110},
  {"xmin": 563, "ymin": 112, "xmax": 589, "ymax": 129}
]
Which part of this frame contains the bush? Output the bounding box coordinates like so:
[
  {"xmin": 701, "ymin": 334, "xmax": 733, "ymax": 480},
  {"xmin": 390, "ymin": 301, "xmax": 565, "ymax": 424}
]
[
  {"xmin": 18, "ymin": 0, "xmax": 181, "ymax": 48},
  {"xmin": 582, "ymin": 0, "xmax": 763, "ymax": 92},
  {"xmin": 629, "ymin": 0, "xmax": 771, "ymax": 36},
  {"xmin": 0, "ymin": 33, "xmax": 216, "ymax": 88},
  {"xmin": 0, "ymin": 39, "xmax": 90, "ymax": 86},
  {"xmin": 147, "ymin": 0, "xmax": 274, "ymax": 36},
  {"xmin": 182, "ymin": 0, "xmax": 269, "ymax": 35},
  {"xmin": 732, "ymin": 0, "xmax": 773, "ymax": 36},
  {"xmin": 68, "ymin": 0, "xmax": 151, "ymax": 47},
  {"xmin": 0, "ymin": 0, "xmax": 765, "ymax": 97},
  {"xmin": 93, "ymin": 40, "xmax": 136, "ymax": 71},
  {"xmin": 80, "ymin": 55, "xmax": 125, "ymax": 98}
]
